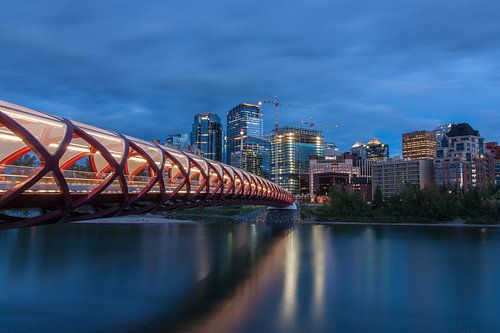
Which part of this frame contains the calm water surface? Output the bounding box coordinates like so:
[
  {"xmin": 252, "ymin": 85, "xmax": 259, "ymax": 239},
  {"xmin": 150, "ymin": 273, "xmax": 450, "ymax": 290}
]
[{"xmin": 1, "ymin": 221, "xmax": 500, "ymax": 332}]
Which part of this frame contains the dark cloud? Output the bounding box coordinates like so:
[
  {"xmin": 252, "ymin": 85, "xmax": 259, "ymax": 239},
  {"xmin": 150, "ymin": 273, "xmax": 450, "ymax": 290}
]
[{"xmin": 0, "ymin": 0, "xmax": 499, "ymax": 155}]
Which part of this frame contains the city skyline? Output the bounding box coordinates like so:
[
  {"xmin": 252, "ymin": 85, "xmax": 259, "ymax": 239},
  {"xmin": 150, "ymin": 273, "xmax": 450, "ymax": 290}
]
[
  {"xmin": 1, "ymin": 2, "xmax": 500, "ymax": 333},
  {"xmin": 1, "ymin": 1, "xmax": 499, "ymax": 156}
]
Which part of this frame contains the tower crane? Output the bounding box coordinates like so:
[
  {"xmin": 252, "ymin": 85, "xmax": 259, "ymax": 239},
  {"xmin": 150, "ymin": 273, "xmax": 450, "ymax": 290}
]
[
  {"xmin": 258, "ymin": 95, "xmax": 298, "ymax": 187},
  {"xmin": 258, "ymin": 95, "xmax": 297, "ymax": 131},
  {"xmin": 300, "ymin": 118, "xmax": 315, "ymax": 128},
  {"xmin": 300, "ymin": 118, "xmax": 340, "ymax": 129}
]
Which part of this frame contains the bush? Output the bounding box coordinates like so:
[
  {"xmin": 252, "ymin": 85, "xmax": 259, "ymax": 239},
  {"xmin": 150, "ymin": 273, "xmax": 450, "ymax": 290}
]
[{"xmin": 307, "ymin": 185, "xmax": 499, "ymax": 224}]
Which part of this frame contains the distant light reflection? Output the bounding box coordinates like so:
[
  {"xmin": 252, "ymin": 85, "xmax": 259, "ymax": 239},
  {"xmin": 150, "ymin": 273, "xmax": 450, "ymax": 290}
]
[
  {"xmin": 364, "ymin": 227, "xmax": 376, "ymax": 300},
  {"xmin": 190, "ymin": 227, "xmax": 289, "ymax": 333},
  {"xmin": 281, "ymin": 229, "xmax": 299, "ymax": 325},
  {"xmin": 312, "ymin": 226, "xmax": 326, "ymax": 321},
  {"xmin": 196, "ymin": 224, "xmax": 210, "ymax": 280}
]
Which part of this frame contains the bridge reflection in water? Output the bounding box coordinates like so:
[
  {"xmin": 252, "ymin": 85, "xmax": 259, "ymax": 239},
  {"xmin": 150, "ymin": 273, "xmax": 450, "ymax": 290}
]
[
  {"xmin": 3, "ymin": 222, "xmax": 497, "ymax": 332},
  {"xmin": 0, "ymin": 100, "xmax": 293, "ymax": 228},
  {"xmin": 0, "ymin": 222, "xmax": 329, "ymax": 333}
]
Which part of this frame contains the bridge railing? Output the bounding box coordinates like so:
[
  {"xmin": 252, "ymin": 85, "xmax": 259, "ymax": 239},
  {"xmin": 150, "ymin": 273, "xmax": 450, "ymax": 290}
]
[
  {"xmin": 0, "ymin": 164, "xmax": 198, "ymax": 194},
  {"xmin": 0, "ymin": 100, "xmax": 294, "ymax": 228}
]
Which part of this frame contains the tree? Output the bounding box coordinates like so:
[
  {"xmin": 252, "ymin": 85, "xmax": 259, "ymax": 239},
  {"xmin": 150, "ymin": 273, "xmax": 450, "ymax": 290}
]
[{"xmin": 372, "ymin": 186, "xmax": 384, "ymax": 209}]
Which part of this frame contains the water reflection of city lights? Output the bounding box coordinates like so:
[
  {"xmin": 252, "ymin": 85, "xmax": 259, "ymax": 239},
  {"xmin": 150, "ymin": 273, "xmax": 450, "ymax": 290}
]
[
  {"xmin": 312, "ymin": 226, "xmax": 326, "ymax": 321},
  {"xmin": 281, "ymin": 230, "xmax": 299, "ymax": 324}
]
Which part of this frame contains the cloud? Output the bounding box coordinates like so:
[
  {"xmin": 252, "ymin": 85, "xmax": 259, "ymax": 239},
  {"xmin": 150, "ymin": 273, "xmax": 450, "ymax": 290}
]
[{"xmin": 0, "ymin": 0, "xmax": 499, "ymax": 153}]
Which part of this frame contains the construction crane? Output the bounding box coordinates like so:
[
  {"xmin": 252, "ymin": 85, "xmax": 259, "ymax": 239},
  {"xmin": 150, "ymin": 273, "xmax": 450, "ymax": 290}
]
[
  {"xmin": 300, "ymin": 118, "xmax": 340, "ymax": 129},
  {"xmin": 258, "ymin": 95, "xmax": 297, "ymax": 131},
  {"xmin": 300, "ymin": 118, "xmax": 315, "ymax": 128},
  {"xmin": 257, "ymin": 95, "xmax": 297, "ymax": 186}
]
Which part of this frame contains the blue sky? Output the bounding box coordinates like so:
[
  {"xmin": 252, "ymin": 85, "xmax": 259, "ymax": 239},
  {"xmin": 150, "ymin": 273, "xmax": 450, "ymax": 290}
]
[{"xmin": 1, "ymin": 0, "xmax": 499, "ymax": 155}]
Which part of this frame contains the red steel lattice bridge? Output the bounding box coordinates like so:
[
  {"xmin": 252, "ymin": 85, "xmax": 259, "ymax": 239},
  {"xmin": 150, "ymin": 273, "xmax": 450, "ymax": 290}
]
[{"xmin": 0, "ymin": 100, "xmax": 294, "ymax": 229}]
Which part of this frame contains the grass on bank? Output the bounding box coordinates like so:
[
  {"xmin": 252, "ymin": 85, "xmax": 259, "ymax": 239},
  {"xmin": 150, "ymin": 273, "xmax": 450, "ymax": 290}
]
[
  {"xmin": 169, "ymin": 205, "xmax": 263, "ymax": 217},
  {"xmin": 302, "ymin": 185, "xmax": 500, "ymax": 224}
]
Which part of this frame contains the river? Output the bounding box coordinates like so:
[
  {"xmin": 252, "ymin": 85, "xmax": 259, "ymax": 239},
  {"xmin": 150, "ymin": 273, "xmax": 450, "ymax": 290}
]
[{"xmin": 1, "ymin": 221, "xmax": 499, "ymax": 332}]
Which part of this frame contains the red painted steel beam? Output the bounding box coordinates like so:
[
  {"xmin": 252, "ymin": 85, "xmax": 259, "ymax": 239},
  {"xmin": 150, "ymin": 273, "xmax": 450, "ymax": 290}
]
[{"xmin": 0, "ymin": 100, "xmax": 295, "ymax": 229}]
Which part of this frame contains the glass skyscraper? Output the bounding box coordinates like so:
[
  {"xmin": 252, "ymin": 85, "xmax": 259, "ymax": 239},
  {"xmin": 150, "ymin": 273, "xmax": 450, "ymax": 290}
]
[
  {"xmin": 226, "ymin": 103, "xmax": 270, "ymax": 178},
  {"xmin": 230, "ymin": 136, "xmax": 271, "ymax": 179},
  {"xmin": 271, "ymin": 127, "xmax": 324, "ymax": 195},
  {"xmin": 190, "ymin": 113, "xmax": 223, "ymax": 162},
  {"xmin": 166, "ymin": 133, "xmax": 189, "ymax": 150},
  {"xmin": 226, "ymin": 103, "xmax": 264, "ymax": 163},
  {"xmin": 366, "ymin": 138, "xmax": 389, "ymax": 161}
]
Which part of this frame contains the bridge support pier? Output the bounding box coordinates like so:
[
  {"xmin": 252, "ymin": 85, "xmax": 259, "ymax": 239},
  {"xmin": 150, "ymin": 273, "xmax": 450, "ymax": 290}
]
[
  {"xmin": 265, "ymin": 203, "xmax": 301, "ymax": 224},
  {"xmin": 238, "ymin": 204, "xmax": 301, "ymax": 224}
]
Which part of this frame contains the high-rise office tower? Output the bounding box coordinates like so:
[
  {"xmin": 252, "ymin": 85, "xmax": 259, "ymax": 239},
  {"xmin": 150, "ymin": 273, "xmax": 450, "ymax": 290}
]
[
  {"xmin": 324, "ymin": 142, "xmax": 341, "ymax": 159},
  {"xmin": 435, "ymin": 123, "xmax": 454, "ymax": 145},
  {"xmin": 366, "ymin": 138, "xmax": 389, "ymax": 161},
  {"xmin": 226, "ymin": 103, "xmax": 263, "ymax": 163},
  {"xmin": 230, "ymin": 136, "xmax": 271, "ymax": 179},
  {"xmin": 190, "ymin": 113, "xmax": 223, "ymax": 162},
  {"xmin": 348, "ymin": 141, "xmax": 373, "ymax": 194},
  {"xmin": 350, "ymin": 141, "xmax": 367, "ymax": 159},
  {"xmin": 166, "ymin": 133, "xmax": 189, "ymax": 151},
  {"xmin": 435, "ymin": 123, "xmax": 494, "ymax": 190},
  {"xmin": 485, "ymin": 142, "xmax": 500, "ymax": 186},
  {"xmin": 226, "ymin": 103, "xmax": 269, "ymax": 177},
  {"xmin": 402, "ymin": 130, "xmax": 436, "ymax": 159},
  {"xmin": 308, "ymin": 155, "xmax": 362, "ymax": 199},
  {"xmin": 271, "ymin": 127, "xmax": 324, "ymax": 195}
]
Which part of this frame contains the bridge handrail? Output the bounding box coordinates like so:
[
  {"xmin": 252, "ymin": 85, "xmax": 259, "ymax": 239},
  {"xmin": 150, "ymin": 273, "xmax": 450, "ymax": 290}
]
[{"xmin": 0, "ymin": 100, "xmax": 294, "ymax": 228}]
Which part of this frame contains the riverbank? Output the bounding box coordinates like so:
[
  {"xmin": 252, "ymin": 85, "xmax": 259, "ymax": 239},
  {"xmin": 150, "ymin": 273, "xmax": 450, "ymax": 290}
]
[
  {"xmin": 301, "ymin": 211, "xmax": 500, "ymax": 226},
  {"xmin": 301, "ymin": 186, "xmax": 500, "ymax": 226},
  {"xmin": 75, "ymin": 215, "xmax": 197, "ymax": 224},
  {"xmin": 306, "ymin": 219, "xmax": 500, "ymax": 228},
  {"xmin": 74, "ymin": 214, "xmax": 500, "ymax": 228}
]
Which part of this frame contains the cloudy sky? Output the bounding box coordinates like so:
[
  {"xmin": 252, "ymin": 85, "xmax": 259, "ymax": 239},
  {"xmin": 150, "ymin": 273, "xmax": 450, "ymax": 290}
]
[{"xmin": 1, "ymin": 0, "xmax": 499, "ymax": 155}]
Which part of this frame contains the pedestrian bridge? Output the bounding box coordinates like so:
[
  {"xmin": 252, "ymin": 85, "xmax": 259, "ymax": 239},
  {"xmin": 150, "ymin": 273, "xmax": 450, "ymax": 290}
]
[{"xmin": 0, "ymin": 100, "xmax": 294, "ymax": 228}]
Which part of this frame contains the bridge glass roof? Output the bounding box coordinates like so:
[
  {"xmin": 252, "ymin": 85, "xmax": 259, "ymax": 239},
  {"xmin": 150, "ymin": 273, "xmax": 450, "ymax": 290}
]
[
  {"xmin": 0, "ymin": 100, "xmax": 294, "ymax": 228},
  {"xmin": 0, "ymin": 102, "xmax": 67, "ymax": 155},
  {"xmin": 73, "ymin": 122, "xmax": 125, "ymax": 164}
]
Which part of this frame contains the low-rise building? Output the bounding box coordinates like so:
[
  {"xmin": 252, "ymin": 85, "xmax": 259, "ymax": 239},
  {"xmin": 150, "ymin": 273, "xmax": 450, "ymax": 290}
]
[
  {"xmin": 372, "ymin": 158, "xmax": 434, "ymax": 198},
  {"xmin": 309, "ymin": 155, "xmax": 362, "ymax": 201},
  {"xmin": 347, "ymin": 176, "xmax": 372, "ymax": 202}
]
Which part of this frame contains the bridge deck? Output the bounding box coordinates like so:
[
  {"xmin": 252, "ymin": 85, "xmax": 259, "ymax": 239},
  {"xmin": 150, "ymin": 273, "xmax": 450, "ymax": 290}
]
[{"xmin": 0, "ymin": 100, "xmax": 294, "ymax": 228}]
